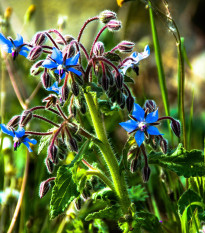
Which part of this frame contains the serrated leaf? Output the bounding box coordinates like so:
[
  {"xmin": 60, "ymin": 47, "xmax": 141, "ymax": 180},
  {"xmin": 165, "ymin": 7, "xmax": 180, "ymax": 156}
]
[
  {"xmin": 50, "ymin": 165, "xmax": 79, "ymax": 219},
  {"xmin": 92, "ymin": 187, "xmax": 117, "ymax": 203},
  {"xmin": 38, "ymin": 134, "xmax": 52, "ymax": 154},
  {"xmin": 104, "ymin": 52, "xmax": 121, "ymax": 62},
  {"xmin": 148, "ymin": 144, "xmax": 205, "ymax": 178},
  {"xmin": 85, "ymin": 204, "xmax": 122, "ymax": 221}
]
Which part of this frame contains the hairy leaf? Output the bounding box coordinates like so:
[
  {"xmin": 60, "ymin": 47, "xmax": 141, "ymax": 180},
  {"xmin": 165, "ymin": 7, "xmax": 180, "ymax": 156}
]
[
  {"xmin": 38, "ymin": 134, "xmax": 52, "ymax": 154},
  {"xmin": 104, "ymin": 52, "xmax": 121, "ymax": 62},
  {"xmin": 148, "ymin": 144, "xmax": 205, "ymax": 178},
  {"xmin": 50, "ymin": 165, "xmax": 79, "ymax": 219},
  {"xmin": 85, "ymin": 204, "xmax": 122, "ymax": 221}
]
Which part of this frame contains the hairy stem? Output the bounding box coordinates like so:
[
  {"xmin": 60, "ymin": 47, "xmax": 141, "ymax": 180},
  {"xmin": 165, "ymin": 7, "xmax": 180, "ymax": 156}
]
[{"xmin": 84, "ymin": 91, "xmax": 130, "ymax": 214}]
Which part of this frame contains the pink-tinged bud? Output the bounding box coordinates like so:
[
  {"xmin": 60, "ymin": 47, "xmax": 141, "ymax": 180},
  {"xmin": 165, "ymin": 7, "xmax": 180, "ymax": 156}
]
[
  {"xmin": 71, "ymin": 81, "xmax": 79, "ymax": 96},
  {"xmin": 93, "ymin": 42, "xmax": 105, "ymax": 56},
  {"xmin": 117, "ymin": 41, "xmax": 135, "ymax": 53},
  {"xmin": 61, "ymin": 84, "xmax": 69, "ymax": 101},
  {"xmin": 170, "ymin": 119, "xmax": 181, "ymax": 137},
  {"xmin": 30, "ymin": 60, "xmax": 44, "ymax": 76},
  {"xmin": 115, "ymin": 73, "xmax": 123, "ymax": 89},
  {"xmin": 39, "ymin": 179, "xmax": 51, "ymax": 198},
  {"xmin": 28, "ymin": 45, "xmax": 43, "ymax": 60},
  {"xmin": 107, "ymin": 20, "xmax": 122, "ymax": 31},
  {"xmin": 45, "ymin": 158, "xmax": 54, "ymax": 173},
  {"xmin": 33, "ymin": 32, "xmax": 47, "ymax": 46},
  {"xmin": 68, "ymin": 137, "xmax": 78, "ymax": 152},
  {"xmin": 41, "ymin": 70, "xmax": 52, "ymax": 89},
  {"xmin": 7, "ymin": 115, "xmax": 20, "ymax": 128},
  {"xmin": 48, "ymin": 144, "xmax": 58, "ymax": 164},
  {"xmin": 126, "ymin": 95, "xmax": 134, "ymax": 113},
  {"xmin": 142, "ymin": 166, "xmax": 151, "ymax": 182},
  {"xmin": 19, "ymin": 110, "xmax": 33, "ymax": 127},
  {"xmin": 99, "ymin": 10, "xmax": 117, "ymax": 24},
  {"xmin": 160, "ymin": 138, "xmax": 168, "ymax": 154},
  {"xmin": 144, "ymin": 100, "xmax": 157, "ymax": 113}
]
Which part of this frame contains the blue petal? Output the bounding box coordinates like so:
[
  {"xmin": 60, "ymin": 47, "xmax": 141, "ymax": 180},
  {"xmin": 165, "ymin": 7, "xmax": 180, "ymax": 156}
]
[
  {"xmin": 131, "ymin": 52, "xmax": 137, "ymax": 58},
  {"xmin": 23, "ymin": 137, "xmax": 37, "ymax": 145},
  {"xmin": 13, "ymin": 34, "xmax": 23, "ymax": 47},
  {"xmin": 2, "ymin": 45, "xmax": 12, "ymax": 53},
  {"xmin": 132, "ymin": 103, "xmax": 145, "ymax": 122},
  {"xmin": 51, "ymin": 47, "xmax": 63, "ymax": 64},
  {"xmin": 0, "ymin": 124, "xmax": 15, "ymax": 137},
  {"xmin": 47, "ymin": 81, "xmax": 61, "ymax": 94},
  {"xmin": 67, "ymin": 67, "xmax": 82, "ymax": 76},
  {"xmin": 19, "ymin": 50, "xmax": 28, "ymax": 58},
  {"xmin": 22, "ymin": 141, "xmax": 33, "ymax": 152},
  {"xmin": 15, "ymin": 127, "xmax": 25, "ymax": 138},
  {"xmin": 0, "ymin": 33, "xmax": 12, "ymax": 46},
  {"xmin": 65, "ymin": 52, "xmax": 80, "ymax": 66},
  {"xmin": 42, "ymin": 59, "xmax": 57, "ymax": 69},
  {"xmin": 147, "ymin": 126, "xmax": 162, "ymax": 135},
  {"xmin": 119, "ymin": 120, "xmax": 138, "ymax": 133},
  {"xmin": 145, "ymin": 109, "xmax": 158, "ymax": 123},
  {"xmin": 134, "ymin": 130, "xmax": 144, "ymax": 147}
]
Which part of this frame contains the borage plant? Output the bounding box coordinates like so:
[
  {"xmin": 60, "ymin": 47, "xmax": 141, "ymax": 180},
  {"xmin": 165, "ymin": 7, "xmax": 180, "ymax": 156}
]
[{"xmin": 0, "ymin": 9, "xmax": 202, "ymax": 233}]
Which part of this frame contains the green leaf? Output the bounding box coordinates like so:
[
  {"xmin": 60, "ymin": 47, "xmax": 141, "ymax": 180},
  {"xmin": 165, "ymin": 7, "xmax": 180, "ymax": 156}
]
[
  {"xmin": 38, "ymin": 134, "xmax": 52, "ymax": 155},
  {"xmin": 128, "ymin": 185, "xmax": 148, "ymax": 202},
  {"xmin": 50, "ymin": 165, "xmax": 79, "ymax": 219},
  {"xmin": 178, "ymin": 189, "xmax": 202, "ymax": 216},
  {"xmin": 124, "ymin": 75, "xmax": 134, "ymax": 83},
  {"xmin": 148, "ymin": 144, "xmax": 205, "ymax": 178},
  {"xmin": 85, "ymin": 204, "xmax": 122, "ymax": 221},
  {"xmin": 104, "ymin": 52, "xmax": 121, "ymax": 62}
]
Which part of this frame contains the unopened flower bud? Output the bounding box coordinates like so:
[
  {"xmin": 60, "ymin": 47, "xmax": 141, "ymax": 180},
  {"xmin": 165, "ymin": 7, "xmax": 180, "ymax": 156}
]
[
  {"xmin": 130, "ymin": 158, "xmax": 138, "ymax": 173},
  {"xmin": 74, "ymin": 198, "xmax": 82, "ymax": 210},
  {"xmin": 30, "ymin": 60, "xmax": 44, "ymax": 76},
  {"xmin": 45, "ymin": 158, "xmax": 54, "ymax": 173},
  {"xmin": 120, "ymin": 94, "xmax": 126, "ymax": 109},
  {"xmin": 107, "ymin": 20, "xmax": 122, "ymax": 31},
  {"xmin": 107, "ymin": 69, "xmax": 114, "ymax": 86},
  {"xmin": 41, "ymin": 70, "xmax": 52, "ymax": 89},
  {"xmin": 144, "ymin": 100, "xmax": 157, "ymax": 113},
  {"xmin": 71, "ymin": 81, "xmax": 79, "ymax": 96},
  {"xmin": 126, "ymin": 95, "xmax": 134, "ymax": 113},
  {"xmin": 170, "ymin": 119, "xmax": 181, "ymax": 137},
  {"xmin": 4, "ymin": 7, "xmax": 12, "ymax": 20},
  {"xmin": 115, "ymin": 73, "xmax": 123, "ymax": 89},
  {"xmin": 43, "ymin": 94, "xmax": 58, "ymax": 108},
  {"xmin": 32, "ymin": 32, "xmax": 46, "ymax": 46},
  {"xmin": 81, "ymin": 188, "xmax": 91, "ymax": 200},
  {"xmin": 99, "ymin": 10, "xmax": 117, "ymax": 24},
  {"xmin": 62, "ymin": 84, "xmax": 69, "ymax": 101},
  {"xmin": 77, "ymin": 98, "xmax": 87, "ymax": 115},
  {"xmin": 160, "ymin": 138, "xmax": 168, "ymax": 154},
  {"xmin": 93, "ymin": 42, "xmax": 105, "ymax": 56},
  {"xmin": 39, "ymin": 179, "xmax": 52, "ymax": 198},
  {"xmin": 56, "ymin": 34, "xmax": 74, "ymax": 45},
  {"xmin": 142, "ymin": 166, "xmax": 151, "ymax": 182},
  {"xmin": 102, "ymin": 75, "xmax": 109, "ymax": 91},
  {"xmin": 68, "ymin": 137, "xmax": 78, "ymax": 152},
  {"xmin": 19, "ymin": 110, "xmax": 33, "ymax": 127},
  {"xmin": 117, "ymin": 41, "xmax": 135, "ymax": 53},
  {"xmin": 48, "ymin": 144, "xmax": 58, "ymax": 164},
  {"xmin": 28, "ymin": 45, "xmax": 43, "ymax": 60},
  {"xmin": 7, "ymin": 115, "xmax": 20, "ymax": 128}
]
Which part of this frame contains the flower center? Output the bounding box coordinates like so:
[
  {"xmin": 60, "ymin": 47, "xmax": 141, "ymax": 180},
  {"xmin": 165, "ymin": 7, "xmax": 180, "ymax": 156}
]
[
  {"xmin": 57, "ymin": 65, "xmax": 64, "ymax": 76},
  {"xmin": 138, "ymin": 122, "xmax": 147, "ymax": 131}
]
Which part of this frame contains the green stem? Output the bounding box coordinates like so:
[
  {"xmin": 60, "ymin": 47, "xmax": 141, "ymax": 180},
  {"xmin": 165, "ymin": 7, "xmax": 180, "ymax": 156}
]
[
  {"xmin": 177, "ymin": 38, "xmax": 186, "ymax": 148},
  {"xmin": 84, "ymin": 92, "xmax": 130, "ymax": 214},
  {"xmin": 86, "ymin": 170, "xmax": 115, "ymax": 191},
  {"xmin": 148, "ymin": 1, "xmax": 169, "ymax": 117}
]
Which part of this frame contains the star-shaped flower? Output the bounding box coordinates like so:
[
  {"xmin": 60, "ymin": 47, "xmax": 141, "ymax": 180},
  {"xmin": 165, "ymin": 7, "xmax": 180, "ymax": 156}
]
[
  {"xmin": 0, "ymin": 33, "xmax": 30, "ymax": 59},
  {"xmin": 119, "ymin": 103, "xmax": 162, "ymax": 147},
  {"xmin": 120, "ymin": 45, "xmax": 150, "ymax": 75},
  {"xmin": 0, "ymin": 124, "xmax": 37, "ymax": 152},
  {"xmin": 42, "ymin": 47, "xmax": 82, "ymax": 79}
]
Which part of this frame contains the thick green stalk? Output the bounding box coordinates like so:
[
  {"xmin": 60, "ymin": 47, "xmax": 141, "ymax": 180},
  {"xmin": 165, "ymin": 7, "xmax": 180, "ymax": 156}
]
[
  {"xmin": 84, "ymin": 92, "xmax": 130, "ymax": 214},
  {"xmin": 148, "ymin": 1, "xmax": 170, "ymax": 117}
]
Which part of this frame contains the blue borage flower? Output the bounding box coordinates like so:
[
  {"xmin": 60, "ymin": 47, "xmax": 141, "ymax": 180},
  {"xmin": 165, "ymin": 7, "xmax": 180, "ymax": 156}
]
[
  {"xmin": 119, "ymin": 103, "xmax": 162, "ymax": 147},
  {"xmin": 46, "ymin": 81, "xmax": 62, "ymax": 95},
  {"xmin": 0, "ymin": 124, "xmax": 37, "ymax": 152},
  {"xmin": 120, "ymin": 45, "xmax": 150, "ymax": 75},
  {"xmin": 42, "ymin": 47, "xmax": 82, "ymax": 79},
  {"xmin": 0, "ymin": 33, "xmax": 30, "ymax": 59}
]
